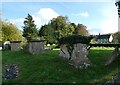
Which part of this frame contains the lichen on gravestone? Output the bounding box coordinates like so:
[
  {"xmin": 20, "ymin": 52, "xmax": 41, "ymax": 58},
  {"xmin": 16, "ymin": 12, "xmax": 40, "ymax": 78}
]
[
  {"xmin": 2, "ymin": 64, "xmax": 19, "ymax": 80},
  {"xmin": 59, "ymin": 43, "xmax": 91, "ymax": 69}
]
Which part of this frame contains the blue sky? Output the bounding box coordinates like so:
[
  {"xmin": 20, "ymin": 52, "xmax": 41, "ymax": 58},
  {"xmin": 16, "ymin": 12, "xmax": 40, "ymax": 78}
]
[{"xmin": 2, "ymin": 2, "xmax": 118, "ymax": 35}]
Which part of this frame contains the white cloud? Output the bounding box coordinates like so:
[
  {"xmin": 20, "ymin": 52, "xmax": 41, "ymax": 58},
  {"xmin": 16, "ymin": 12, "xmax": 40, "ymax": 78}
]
[
  {"xmin": 9, "ymin": 8, "xmax": 59, "ymax": 30},
  {"xmin": 37, "ymin": 8, "xmax": 59, "ymax": 21},
  {"xmin": 73, "ymin": 11, "xmax": 89, "ymax": 17},
  {"xmin": 9, "ymin": 18, "xmax": 24, "ymax": 30},
  {"xmin": 87, "ymin": 27, "xmax": 103, "ymax": 35},
  {"xmin": 32, "ymin": 15, "xmax": 41, "ymax": 28},
  {"xmin": 80, "ymin": 12, "xmax": 89, "ymax": 17},
  {"xmin": 10, "ymin": 18, "xmax": 24, "ymax": 24}
]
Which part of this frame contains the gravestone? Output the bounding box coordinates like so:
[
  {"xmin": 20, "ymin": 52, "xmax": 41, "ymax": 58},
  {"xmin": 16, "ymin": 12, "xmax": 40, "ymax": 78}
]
[
  {"xmin": 10, "ymin": 41, "xmax": 21, "ymax": 51},
  {"xmin": 28, "ymin": 40, "xmax": 44, "ymax": 54},
  {"xmin": 2, "ymin": 64, "xmax": 19, "ymax": 80},
  {"xmin": 105, "ymin": 47, "xmax": 120, "ymax": 65},
  {"xmin": 59, "ymin": 43, "xmax": 91, "ymax": 68}
]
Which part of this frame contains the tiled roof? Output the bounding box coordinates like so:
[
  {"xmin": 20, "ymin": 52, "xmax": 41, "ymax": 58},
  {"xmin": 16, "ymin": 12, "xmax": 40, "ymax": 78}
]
[{"xmin": 97, "ymin": 34, "xmax": 111, "ymax": 39}]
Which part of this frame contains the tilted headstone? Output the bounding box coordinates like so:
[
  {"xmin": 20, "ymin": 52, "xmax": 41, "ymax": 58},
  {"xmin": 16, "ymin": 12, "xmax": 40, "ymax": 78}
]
[
  {"xmin": 10, "ymin": 41, "xmax": 21, "ymax": 51},
  {"xmin": 28, "ymin": 40, "xmax": 44, "ymax": 54},
  {"xmin": 105, "ymin": 47, "xmax": 120, "ymax": 65},
  {"xmin": 59, "ymin": 43, "xmax": 91, "ymax": 68}
]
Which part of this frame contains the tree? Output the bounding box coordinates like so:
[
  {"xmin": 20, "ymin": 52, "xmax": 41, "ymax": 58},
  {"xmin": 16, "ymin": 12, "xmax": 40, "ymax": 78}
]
[
  {"xmin": 112, "ymin": 31, "xmax": 120, "ymax": 43},
  {"xmin": 1, "ymin": 20, "xmax": 23, "ymax": 42},
  {"xmin": 22, "ymin": 14, "xmax": 38, "ymax": 41},
  {"xmin": 39, "ymin": 16, "xmax": 75, "ymax": 44},
  {"xmin": 50, "ymin": 16, "xmax": 74, "ymax": 39},
  {"xmin": 73, "ymin": 23, "xmax": 90, "ymax": 36},
  {"xmin": 115, "ymin": 0, "xmax": 120, "ymax": 17}
]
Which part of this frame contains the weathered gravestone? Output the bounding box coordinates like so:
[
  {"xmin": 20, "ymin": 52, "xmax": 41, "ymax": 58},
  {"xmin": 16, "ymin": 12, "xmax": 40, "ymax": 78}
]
[
  {"xmin": 2, "ymin": 64, "xmax": 19, "ymax": 80},
  {"xmin": 58, "ymin": 35, "xmax": 93, "ymax": 68},
  {"xmin": 59, "ymin": 43, "xmax": 91, "ymax": 68},
  {"xmin": 10, "ymin": 41, "xmax": 21, "ymax": 51},
  {"xmin": 28, "ymin": 40, "xmax": 44, "ymax": 54},
  {"xmin": 105, "ymin": 46, "xmax": 120, "ymax": 65}
]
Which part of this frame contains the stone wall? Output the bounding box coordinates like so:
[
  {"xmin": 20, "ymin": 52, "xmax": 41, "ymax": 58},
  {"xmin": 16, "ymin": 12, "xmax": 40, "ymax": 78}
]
[
  {"xmin": 10, "ymin": 41, "xmax": 21, "ymax": 51},
  {"xmin": 59, "ymin": 43, "xmax": 91, "ymax": 68},
  {"xmin": 28, "ymin": 40, "xmax": 44, "ymax": 54}
]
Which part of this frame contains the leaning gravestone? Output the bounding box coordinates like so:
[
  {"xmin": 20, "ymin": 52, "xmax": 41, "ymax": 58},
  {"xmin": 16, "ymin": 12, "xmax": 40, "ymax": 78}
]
[
  {"xmin": 28, "ymin": 40, "xmax": 44, "ymax": 54},
  {"xmin": 58, "ymin": 35, "xmax": 93, "ymax": 69},
  {"xmin": 59, "ymin": 43, "xmax": 91, "ymax": 68},
  {"xmin": 10, "ymin": 41, "xmax": 21, "ymax": 51},
  {"xmin": 105, "ymin": 46, "xmax": 120, "ymax": 65}
]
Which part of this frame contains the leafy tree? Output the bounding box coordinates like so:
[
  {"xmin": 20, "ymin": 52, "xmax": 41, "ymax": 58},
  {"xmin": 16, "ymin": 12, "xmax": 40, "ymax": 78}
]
[
  {"xmin": 50, "ymin": 16, "xmax": 74, "ymax": 39},
  {"xmin": 73, "ymin": 23, "xmax": 90, "ymax": 36},
  {"xmin": 115, "ymin": 0, "xmax": 120, "ymax": 17},
  {"xmin": 1, "ymin": 20, "xmax": 23, "ymax": 42},
  {"xmin": 22, "ymin": 14, "xmax": 38, "ymax": 41},
  {"xmin": 39, "ymin": 16, "xmax": 90, "ymax": 44},
  {"xmin": 39, "ymin": 16, "xmax": 75, "ymax": 44},
  {"xmin": 112, "ymin": 31, "xmax": 120, "ymax": 43}
]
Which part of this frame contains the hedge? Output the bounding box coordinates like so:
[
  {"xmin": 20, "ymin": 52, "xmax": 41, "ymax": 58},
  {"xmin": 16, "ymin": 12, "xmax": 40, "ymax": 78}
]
[{"xmin": 58, "ymin": 35, "xmax": 94, "ymax": 45}]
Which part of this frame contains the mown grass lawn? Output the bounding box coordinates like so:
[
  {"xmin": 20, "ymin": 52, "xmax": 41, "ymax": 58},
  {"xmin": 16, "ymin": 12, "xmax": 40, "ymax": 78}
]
[{"xmin": 2, "ymin": 47, "xmax": 120, "ymax": 83}]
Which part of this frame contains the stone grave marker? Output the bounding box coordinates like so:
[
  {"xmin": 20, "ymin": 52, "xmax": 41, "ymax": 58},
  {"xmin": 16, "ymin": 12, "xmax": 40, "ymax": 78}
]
[
  {"xmin": 59, "ymin": 43, "xmax": 91, "ymax": 68},
  {"xmin": 28, "ymin": 40, "xmax": 44, "ymax": 54},
  {"xmin": 10, "ymin": 41, "xmax": 21, "ymax": 51},
  {"xmin": 2, "ymin": 64, "xmax": 19, "ymax": 80}
]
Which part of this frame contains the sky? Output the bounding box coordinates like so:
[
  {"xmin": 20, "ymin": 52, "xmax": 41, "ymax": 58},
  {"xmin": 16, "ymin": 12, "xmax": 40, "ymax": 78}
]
[{"xmin": 2, "ymin": 1, "xmax": 119, "ymax": 35}]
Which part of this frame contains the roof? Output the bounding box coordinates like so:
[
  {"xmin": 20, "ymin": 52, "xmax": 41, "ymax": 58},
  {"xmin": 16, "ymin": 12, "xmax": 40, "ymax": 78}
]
[
  {"xmin": 96, "ymin": 34, "xmax": 111, "ymax": 39},
  {"xmin": 10, "ymin": 41, "xmax": 21, "ymax": 43},
  {"xmin": 28, "ymin": 40, "xmax": 45, "ymax": 42}
]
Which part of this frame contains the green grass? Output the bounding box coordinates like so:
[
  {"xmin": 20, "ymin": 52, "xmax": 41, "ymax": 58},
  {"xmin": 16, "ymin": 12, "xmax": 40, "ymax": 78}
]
[{"xmin": 2, "ymin": 47, "xmax": 120, "ymax": 83}]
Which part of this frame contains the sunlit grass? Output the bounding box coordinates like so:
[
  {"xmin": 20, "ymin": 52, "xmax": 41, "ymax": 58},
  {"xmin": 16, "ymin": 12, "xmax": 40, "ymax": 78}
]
[{"xmin": 2, "ymin": 47, "xmax": 119, "ymax": 83}]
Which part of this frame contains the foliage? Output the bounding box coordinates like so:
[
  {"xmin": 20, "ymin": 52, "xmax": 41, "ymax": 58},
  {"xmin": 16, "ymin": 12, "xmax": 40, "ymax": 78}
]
[
  {"xmin": 39, "ymin": 16, "xmax": 90, "ymax": 44},
  {"xmin": 39, "ymin": 16, "xmax": 75, "ymax": 44},
  {"xmin": 112, "ymin": 31, "xmax": 120, "ymax": 43},
  {"xmin": 39, "ymin": 24, "xmax": 57, "ymax": 44},
  {"xmin": 22, "ymin": 14, "xmax": 38, "ymax": 41},
  {"xmin": 51, "ymin": 16, "xmax": 74, "ymax": 38},
  {"xmin": 58, "ymin": 35, "xmax": 94, "ymax": 45},
  {"xmin": 73, "ymin": 24, "xmax": 90, "ymax": 36},
  {"xmin": 115, "ymin": 0, "xmax": 120, "ymax": 17},
  {"xmin": 1, "ymin": 20, "xmax": 23, "ymax": 42},
  {"xmin": 2, "ymin": 48, "xmax": 119, "ymax": 83}
]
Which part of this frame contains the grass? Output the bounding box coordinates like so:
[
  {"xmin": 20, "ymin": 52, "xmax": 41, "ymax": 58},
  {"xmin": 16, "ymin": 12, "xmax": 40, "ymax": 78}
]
[{"xmin": 2, "ymin": 47, "xmax": 120, "ymax": 83}]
